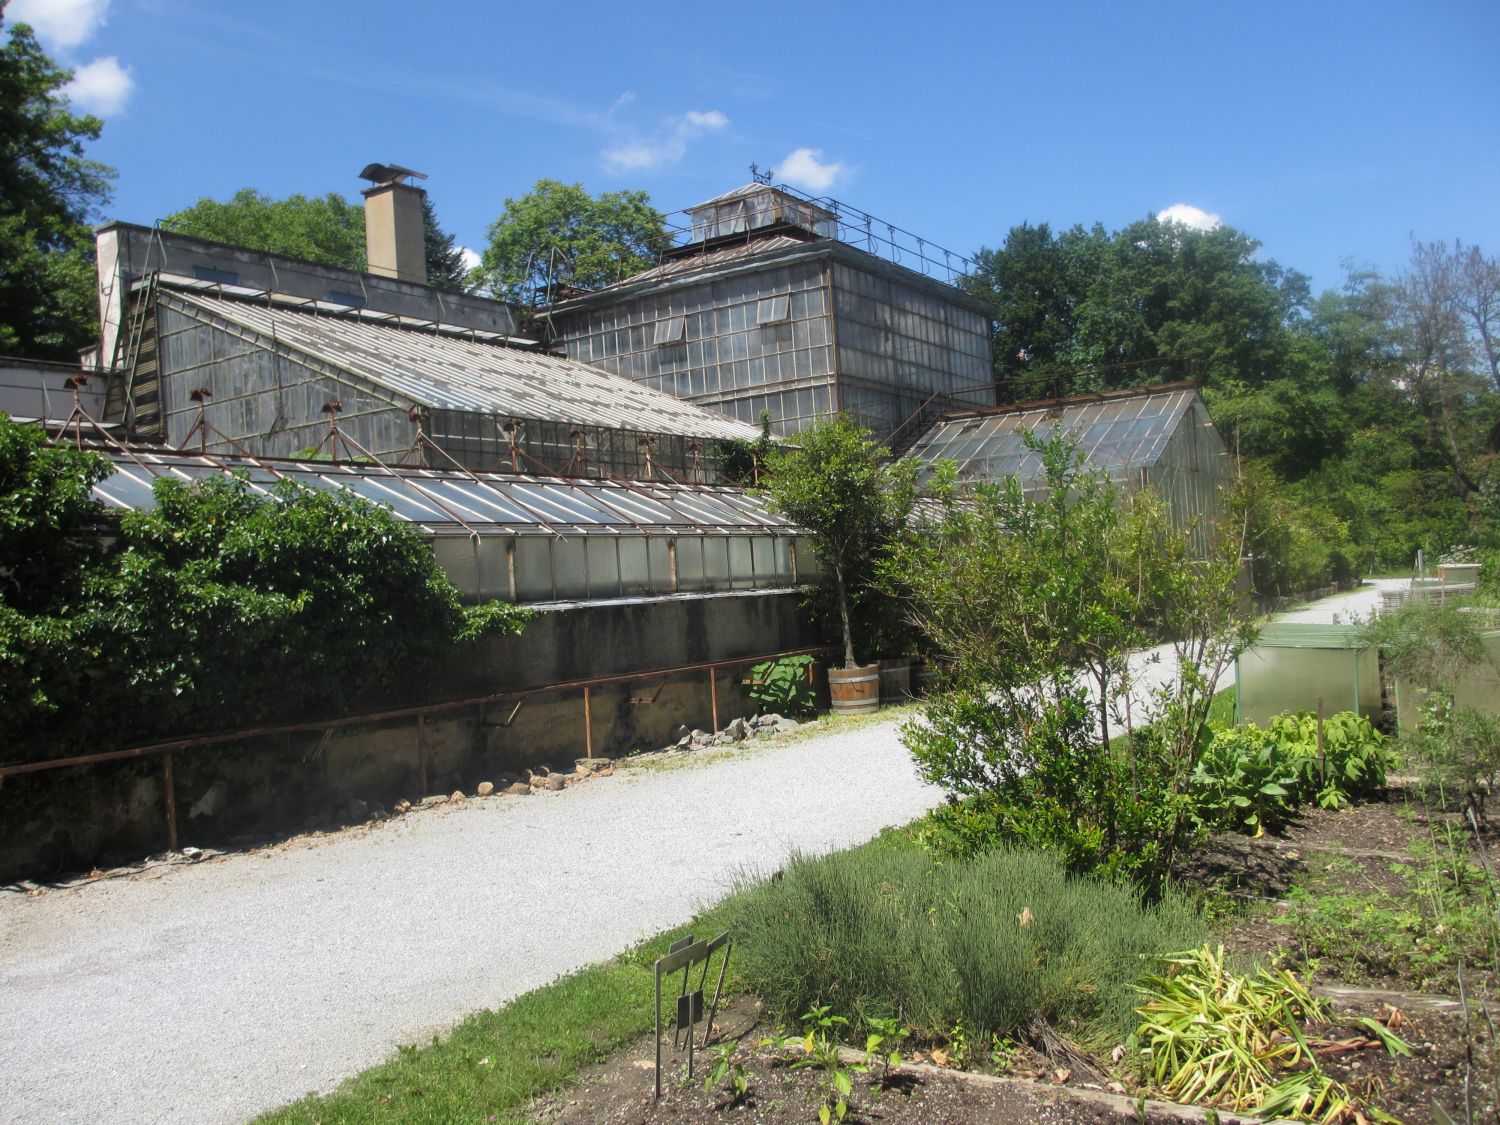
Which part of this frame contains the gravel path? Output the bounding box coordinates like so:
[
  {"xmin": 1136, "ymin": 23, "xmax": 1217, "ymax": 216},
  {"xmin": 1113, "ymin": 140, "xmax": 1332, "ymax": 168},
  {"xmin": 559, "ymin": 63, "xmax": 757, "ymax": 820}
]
[
  {"xmin": 0, "ymin": 581, "xmax": 1408, "ymax": 1125},
  {"xmin": 0, "ymin": 720, "xmax": 941, "ymax": 1125}
]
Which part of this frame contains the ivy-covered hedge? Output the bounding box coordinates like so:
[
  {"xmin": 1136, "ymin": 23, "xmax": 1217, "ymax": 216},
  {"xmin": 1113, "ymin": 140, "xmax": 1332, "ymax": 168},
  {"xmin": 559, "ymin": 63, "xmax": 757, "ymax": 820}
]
[{"xmin": 0, "ymin": 415, "xmax": 525, "ymax": 766}]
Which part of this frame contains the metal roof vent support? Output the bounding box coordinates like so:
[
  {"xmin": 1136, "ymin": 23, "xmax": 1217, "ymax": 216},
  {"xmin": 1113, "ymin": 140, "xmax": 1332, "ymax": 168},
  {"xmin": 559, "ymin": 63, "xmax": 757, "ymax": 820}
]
[{"xmin": 359, "ymin": 163, "xmax": 429, "ymax": 286}]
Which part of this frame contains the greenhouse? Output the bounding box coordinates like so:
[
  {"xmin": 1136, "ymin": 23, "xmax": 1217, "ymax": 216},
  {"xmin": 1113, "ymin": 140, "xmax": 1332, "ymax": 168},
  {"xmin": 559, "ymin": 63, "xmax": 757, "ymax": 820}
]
[
  {"xmin": 94, "ymin": 449, "xmax": 819, "ymax": 605},
  {"xmin": 906, "ymin": 383, "xmax": 1231, "ymax": 556}
]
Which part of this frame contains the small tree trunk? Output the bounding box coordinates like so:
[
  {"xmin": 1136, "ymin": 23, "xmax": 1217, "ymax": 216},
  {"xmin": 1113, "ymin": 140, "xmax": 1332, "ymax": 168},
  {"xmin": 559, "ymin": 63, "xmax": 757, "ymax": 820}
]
[{"xmin": 834, "ymin": 560, "xmax": 856, "ymax": 669}]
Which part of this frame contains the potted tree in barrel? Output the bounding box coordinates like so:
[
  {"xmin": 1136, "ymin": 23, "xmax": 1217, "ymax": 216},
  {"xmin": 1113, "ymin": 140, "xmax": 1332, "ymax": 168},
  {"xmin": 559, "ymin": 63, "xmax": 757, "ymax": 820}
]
[{"xmin": 760, "ymin": 415, "xmax": 917, "ymax": 714}]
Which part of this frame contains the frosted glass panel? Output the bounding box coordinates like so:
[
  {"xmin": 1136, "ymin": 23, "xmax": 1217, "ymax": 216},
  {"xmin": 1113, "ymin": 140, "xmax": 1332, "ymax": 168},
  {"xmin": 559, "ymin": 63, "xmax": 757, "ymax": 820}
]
[
  {"xmin": 676, "ymin": 537, "xmax": 706, "ymax": 591},
  {"xmin": 728, "ymin": 537, "xmax": 753, "ymax": 589},
  {"xmin": 554, "ymin": 538, "xmax": 588, "ymax": 600},
  {"xmin": 704, "ymin": 538, "xmax": 730, "ymax": 590},
  {"xmin": 1236, "ymin": 647, "xmax": 1378, "ymax": 725},
  {"xmin": 619, "ymin": 537, "xmax": 650, "ymax": 595},
  {"xmin": 513, "ymin": 538, "xmax": 553, "ymax": 602},
  {"xmin": 586, "ymin": 538, "xmax": 621, "ymax": 599},
  {"xmin": 647, "ymin": 538, "xmax": 672, "ymax": 593}
]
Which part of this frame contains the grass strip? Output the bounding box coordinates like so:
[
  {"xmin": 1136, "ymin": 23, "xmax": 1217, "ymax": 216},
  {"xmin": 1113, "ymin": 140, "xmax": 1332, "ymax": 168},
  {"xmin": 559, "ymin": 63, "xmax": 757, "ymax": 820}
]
[{"xmin": 254, "ymin": 908, "xmax": 734, "ymax": 1125}]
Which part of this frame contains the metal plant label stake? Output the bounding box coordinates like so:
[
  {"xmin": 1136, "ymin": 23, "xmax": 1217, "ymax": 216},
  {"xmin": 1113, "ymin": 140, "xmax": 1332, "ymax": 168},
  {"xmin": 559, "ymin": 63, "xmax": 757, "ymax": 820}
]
[{"xmin": 652, "ymin": 931, "xmax": 732, "ymax": 1098}]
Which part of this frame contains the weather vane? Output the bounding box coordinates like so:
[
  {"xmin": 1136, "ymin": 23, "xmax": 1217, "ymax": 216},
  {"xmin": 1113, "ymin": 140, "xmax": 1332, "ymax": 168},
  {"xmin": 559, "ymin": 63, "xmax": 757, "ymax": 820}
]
[{"xmin": 749, "ymin": 162, "xmax": 774, "ymax": 185}]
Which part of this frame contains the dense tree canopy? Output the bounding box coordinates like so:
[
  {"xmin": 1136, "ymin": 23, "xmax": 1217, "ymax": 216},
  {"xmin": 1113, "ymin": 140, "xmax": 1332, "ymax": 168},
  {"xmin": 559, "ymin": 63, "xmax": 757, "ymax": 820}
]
[
  {"xmin": 163, "ymin": 188, "xmax": 367, "ymax": 270},
  {"xmin": 0, "ymin": 2, "xmax": 115, "ymax": 360},
  {"xmin": 476, "ymin": 180, "xmax": 670, "ymax": 305}
]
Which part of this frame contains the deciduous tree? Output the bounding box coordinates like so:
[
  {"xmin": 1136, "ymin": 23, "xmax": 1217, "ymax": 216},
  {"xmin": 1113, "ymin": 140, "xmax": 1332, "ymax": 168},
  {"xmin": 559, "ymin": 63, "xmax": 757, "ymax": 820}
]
[
  {"xmin": 0, "ymin": 2, "xmax": 115, "ymax": 359},
  {"xmin": 477, "ymin": 180, "xmax": 670, "ymax": 305}
]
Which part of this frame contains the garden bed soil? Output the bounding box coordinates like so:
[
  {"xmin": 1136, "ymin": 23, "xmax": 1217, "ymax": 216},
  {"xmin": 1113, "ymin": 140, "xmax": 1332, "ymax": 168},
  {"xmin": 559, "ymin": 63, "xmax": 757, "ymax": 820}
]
[
  {"xmin": 531, "ymin": 996, "xmax": 1221, "ymax": 1125},
  {"xmin": 1198, "ymin": 780, "xmax": 1497, "ymax": 1121}
]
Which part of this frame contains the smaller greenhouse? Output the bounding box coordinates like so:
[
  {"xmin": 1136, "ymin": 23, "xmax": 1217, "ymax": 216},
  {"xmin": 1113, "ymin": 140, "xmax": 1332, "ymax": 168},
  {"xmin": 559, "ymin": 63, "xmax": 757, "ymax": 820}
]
[
  {"xmin": 94, "ymin": 450, "xmax": 819, "ymax": 605},
  {"xmin": 905, "ymin": 383, "xmax": 1230, "ymax": 557},
  {"xmin": 1234, "ymin": 623, "xmax": 1381, "ymax": 726}
]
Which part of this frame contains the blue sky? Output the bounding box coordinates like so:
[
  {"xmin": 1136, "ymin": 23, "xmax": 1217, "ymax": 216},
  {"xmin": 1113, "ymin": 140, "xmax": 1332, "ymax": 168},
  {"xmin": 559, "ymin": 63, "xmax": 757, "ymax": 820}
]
[{"xmin": 16, "ymin": 0, "xmax": 1500, "ymax": 296}]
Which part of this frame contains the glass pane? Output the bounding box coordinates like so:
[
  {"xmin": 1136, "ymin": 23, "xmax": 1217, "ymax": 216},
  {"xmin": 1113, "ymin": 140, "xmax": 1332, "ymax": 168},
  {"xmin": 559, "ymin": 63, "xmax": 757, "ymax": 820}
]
[
  {"xmin": 728, "ymin": 537, "xmax": 753, "ymax": 589},
  {"xmin": 554, "ymin": 538, "xmax": 588, "ymax": 600},
  {"xmin": 514, "ymin": 538, "xmax": 554, "ymax": 603},
  {"xmin": 772, "ymin": 537, "xmax": 792, "ymax": 583},
  {"xmin": 647, "ymin": 537, "xmax": 672, "ymax": 594},
  {"xmin": 1236, "ymin": 646, "xmax": 1378, "ymax": 726},
  {"xmin": 704, "ymin": 537, "xmax": 731, "ymax": 590},
  {"xmin": 676, "ymin": 537, "xmax": 706, "ymax": 591},
  {"xmin": 430, "ymin": 537, "xmax": 479, "ymax": 601},
  {"xmin": 619, "ymin": 537, "xmax": 650, "ymax": 596},
  {"xmin": 586, "ymin": 538, "xmax": 621, "ymax": 599}
]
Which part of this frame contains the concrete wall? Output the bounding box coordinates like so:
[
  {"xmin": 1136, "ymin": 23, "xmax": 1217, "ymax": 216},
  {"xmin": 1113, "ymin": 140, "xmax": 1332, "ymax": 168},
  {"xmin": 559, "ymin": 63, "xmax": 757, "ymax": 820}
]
[{"xmin": 0, "ymin": 589, "xmax": 819, "ymax": 882}]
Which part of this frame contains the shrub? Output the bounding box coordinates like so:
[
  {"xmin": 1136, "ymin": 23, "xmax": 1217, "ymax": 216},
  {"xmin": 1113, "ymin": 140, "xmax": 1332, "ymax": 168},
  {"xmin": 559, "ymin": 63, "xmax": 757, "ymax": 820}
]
[
  {"xmin": 720, "ymin": 842, "xmax": 1202, "ymax": 1048},
  {"xmin": 743, "ymin": 655, "xmax": 815, "ymax": 717},
  {"xmin": 883, "ymin": 432, "xmax": 1252, "ymax": 894}
]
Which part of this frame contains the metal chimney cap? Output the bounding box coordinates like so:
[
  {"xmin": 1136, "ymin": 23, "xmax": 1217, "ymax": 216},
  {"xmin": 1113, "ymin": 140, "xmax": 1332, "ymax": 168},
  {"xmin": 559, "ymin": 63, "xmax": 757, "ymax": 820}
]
[{"xmin": 358, "ymin": 163, "xmax": 429, "ymax": 186}]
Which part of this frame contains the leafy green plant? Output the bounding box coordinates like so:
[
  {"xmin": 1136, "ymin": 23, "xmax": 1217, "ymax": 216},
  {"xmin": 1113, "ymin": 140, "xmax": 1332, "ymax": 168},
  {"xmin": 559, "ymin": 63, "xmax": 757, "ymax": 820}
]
[
  {"xmin": 744, "ymin": 654, "xmax": 816, "ymax": 717},
  {"xmin": 702, "ymin": 1041, "xmax": 750, "ymax": 1106},
  {"xmin": 863, "ymin": 1015, "xmax": 907, "ymax": 1085},
  {"xmin": 884, "ymin": 431, "xmax": 1254, "ymax": 895},
  {"xmin": 794, "ymin": 1005, "xmax": 866, "ymax": 1124},
  {"xmin": 0, "ymin": 431, "xmax": 528, "ymax": 770},
  {"xmin": 1192, "ymin": 710, "xmax": 1391, "ymax": 834},
  {"xmin": 1134, "ymin": 946, "xmax": 1407, "ymax": 1123},
  {"xmin": 759, "ymin": 414, "xmax": 918, "ymax": 669}
]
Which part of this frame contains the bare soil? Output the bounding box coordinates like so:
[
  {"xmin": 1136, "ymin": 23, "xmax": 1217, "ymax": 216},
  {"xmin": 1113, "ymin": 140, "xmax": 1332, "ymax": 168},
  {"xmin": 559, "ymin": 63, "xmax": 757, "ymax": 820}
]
[{"xmin": 532, "ymin": 996, "xmax": 1203, "ymax": 1125}]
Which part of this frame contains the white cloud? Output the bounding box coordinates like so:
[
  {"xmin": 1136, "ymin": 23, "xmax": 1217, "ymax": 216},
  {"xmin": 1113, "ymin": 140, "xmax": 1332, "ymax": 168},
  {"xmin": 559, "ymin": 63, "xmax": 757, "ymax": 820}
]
[
  {"xmin": 10, "ymin": 0, "xmax": 110, "ymax": 50},
  {"xmin": 459, "ymin": 246, "xmax": 482, "ymax": 273},
  {"xmin": 66, "ymin": 55, "xmax": 133, "ymax": 114},
  {"xmin": 1157, "ymin": 203, "xmax": 1223, "ymax": 231},
  {"xmin": 777, "ymin": 147, "xmax": 846, "ymax": 193},
  {"xmin": 601, "ymin": 108, "xmax": 728, "ymax": 172}
]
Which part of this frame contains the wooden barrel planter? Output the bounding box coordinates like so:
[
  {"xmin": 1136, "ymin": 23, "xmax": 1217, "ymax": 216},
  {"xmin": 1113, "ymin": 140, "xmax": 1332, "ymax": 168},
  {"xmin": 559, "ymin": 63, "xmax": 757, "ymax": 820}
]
[{"xmin": 828, "ymin": 664, "xmax": 880, "ymax": 714}]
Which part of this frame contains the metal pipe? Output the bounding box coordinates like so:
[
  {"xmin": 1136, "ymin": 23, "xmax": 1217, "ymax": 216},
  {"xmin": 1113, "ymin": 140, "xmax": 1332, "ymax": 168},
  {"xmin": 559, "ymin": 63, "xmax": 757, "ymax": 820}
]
[
  {"xmin": 583, "ymin": 686, "xmax": 593, "ymax": 759},
  {"xmin": 417, "ymin": 715, "xmax": 429, "ymax": 792},
  {"xmin": 163, "ymin": 751, "xmax": 179, "ymax": 851},
  {"xmin": 709, "ymin": 669, "xmax": 719, "ymax": 734}
]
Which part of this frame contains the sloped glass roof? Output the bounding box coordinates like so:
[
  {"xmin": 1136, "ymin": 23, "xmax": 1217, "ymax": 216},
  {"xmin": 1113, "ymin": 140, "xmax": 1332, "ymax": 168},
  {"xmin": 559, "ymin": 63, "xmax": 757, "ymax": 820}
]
[
  {"xmin": 907, "ymin": 386, "xmax": 1198, "ymax": 483},
  {"xmin": 93, "ymin": 450, "xmax": 797, "ymax": 538}
]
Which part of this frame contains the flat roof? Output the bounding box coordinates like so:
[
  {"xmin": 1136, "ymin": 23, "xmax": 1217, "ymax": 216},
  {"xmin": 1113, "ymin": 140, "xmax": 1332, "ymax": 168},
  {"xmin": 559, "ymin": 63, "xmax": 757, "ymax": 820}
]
[{"xmin": 1248, "ymin": 623, "xmax": 1372, "ymax": 650}]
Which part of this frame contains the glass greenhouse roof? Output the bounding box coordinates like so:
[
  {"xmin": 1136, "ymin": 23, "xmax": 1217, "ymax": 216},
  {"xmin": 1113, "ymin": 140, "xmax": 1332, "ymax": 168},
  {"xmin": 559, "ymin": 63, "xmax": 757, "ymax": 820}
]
[
  {"xmin": 908, "ymin": 385, "xmax": 1199, "ymax": 483},
  {"xmin": 93, "ymin": 449, "xmax": 798, "ymax": 538}
]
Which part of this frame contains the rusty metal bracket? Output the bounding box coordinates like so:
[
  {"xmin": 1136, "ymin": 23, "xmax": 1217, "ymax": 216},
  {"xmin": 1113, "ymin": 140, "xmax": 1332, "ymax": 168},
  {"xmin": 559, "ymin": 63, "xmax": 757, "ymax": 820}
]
[{"xmin": 629, "ymin": 677, "xmax": 671, "ymax": 705}]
